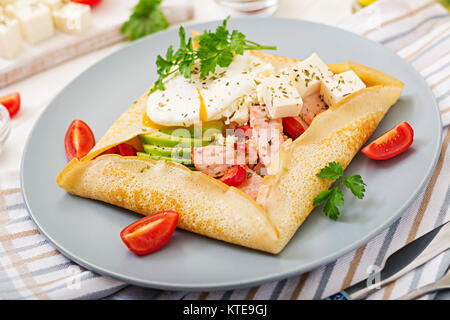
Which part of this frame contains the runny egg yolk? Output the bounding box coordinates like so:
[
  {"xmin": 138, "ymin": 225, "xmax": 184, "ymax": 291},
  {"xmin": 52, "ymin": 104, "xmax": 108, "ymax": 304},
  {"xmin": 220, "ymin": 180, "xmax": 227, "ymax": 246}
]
[
  {"xmin": 143, "ymin": 113, "xmax": 166, "ymax": 129},
  {"xmin": 197, "ymin": 88, "xmax": 208, "ymax": 123}
]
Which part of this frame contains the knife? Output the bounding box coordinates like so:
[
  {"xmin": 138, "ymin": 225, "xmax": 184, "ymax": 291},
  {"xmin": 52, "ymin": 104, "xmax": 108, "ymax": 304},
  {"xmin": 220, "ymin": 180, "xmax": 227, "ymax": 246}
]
[{"xmin": 326, "ymin": 221, "xmax": 450, "ymax": 300}]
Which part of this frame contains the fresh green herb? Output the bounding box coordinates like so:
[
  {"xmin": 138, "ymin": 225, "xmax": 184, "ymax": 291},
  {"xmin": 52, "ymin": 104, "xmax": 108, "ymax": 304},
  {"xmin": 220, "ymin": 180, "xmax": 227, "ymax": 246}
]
[
  {"xmin": 313, "ymin": 161, "xmax": 366, "ymax": 220},
  {"xmin": 121, "ymin": 0, "xmax": 169, "ymax": 41},
  {"xmin": 150, "ymin": 17, "xmax": 276, "ymax": 94}
]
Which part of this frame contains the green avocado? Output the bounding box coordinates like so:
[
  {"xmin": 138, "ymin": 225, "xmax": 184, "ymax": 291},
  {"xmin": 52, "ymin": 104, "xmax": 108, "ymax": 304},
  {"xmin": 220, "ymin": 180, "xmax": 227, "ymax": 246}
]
[
  {"xmin": 137, "ymin": 152, "xmax": 193, "ymax": 166},
  {"xmin": 143, "ymin": 144, "xmax": 191, "ymax": 158},
  {"xmin": 159, "ymin": 121, "xmax": 225, "ymax": 139},
  {"xmin": 139, "ymin": 131, "xmax": 212, "ymax": 148}
]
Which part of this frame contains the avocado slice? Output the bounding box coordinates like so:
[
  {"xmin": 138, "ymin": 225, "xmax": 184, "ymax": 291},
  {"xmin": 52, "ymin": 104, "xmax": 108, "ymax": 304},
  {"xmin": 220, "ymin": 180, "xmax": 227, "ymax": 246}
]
[
  {"xmin": 139, "ymin": 131, "xmax": 212, "ymax": 148},
  {"xmin": 137, "ymin": 152, "xmax": 193, "ymax": 166},
  {"xmin": 143, "ymin": 144, "xmax": 191, "ymax": 158},
  {"xmin": 159, "ymin": 121, "xmax": 224, "ymax": 139}
]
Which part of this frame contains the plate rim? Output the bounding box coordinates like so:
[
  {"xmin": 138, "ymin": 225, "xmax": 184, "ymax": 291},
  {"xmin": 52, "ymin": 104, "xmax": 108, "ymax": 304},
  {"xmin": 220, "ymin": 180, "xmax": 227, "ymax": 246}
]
[{"xmin": 20, "ymin": 17, "xmax": 443, "ymax": 291}]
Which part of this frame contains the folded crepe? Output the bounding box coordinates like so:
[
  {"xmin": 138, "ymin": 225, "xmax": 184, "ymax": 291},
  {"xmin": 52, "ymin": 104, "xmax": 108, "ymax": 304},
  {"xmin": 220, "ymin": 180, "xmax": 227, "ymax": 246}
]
[{"xmin": 56, "ymin": 52, "xmax": 404, "ymax": 254}]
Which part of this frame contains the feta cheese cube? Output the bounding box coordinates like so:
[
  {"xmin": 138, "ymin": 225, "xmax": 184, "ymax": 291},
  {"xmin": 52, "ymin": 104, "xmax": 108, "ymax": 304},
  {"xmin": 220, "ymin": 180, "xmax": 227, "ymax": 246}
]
[
  {"xmin": 229, "ymin": 104, "xmax": 250, "ymax": 126},
  {"xmin": 41, "ymin": 0, "xmax": 64, "ymax": 11},
  {"xmin": 0, "ymin": 15, "xmax": 23, "ymax": 58},
  {"xmin": 289, "ymin": 53, "xmax": 333, "ymax": 97},
  {"xmin": 257, "ymin": 74, "xmax": 303, "ymax": 119},
  {"xmin": 5, "ymin": 1, "xmax": 54, "ymax": 44},
  {"xmin": 320, "ymin": 70, "xmax": 366, "ymax": 106},
  {"xmin": 52, "ymin": 2, "xmax": 91, "ymax": 34}
]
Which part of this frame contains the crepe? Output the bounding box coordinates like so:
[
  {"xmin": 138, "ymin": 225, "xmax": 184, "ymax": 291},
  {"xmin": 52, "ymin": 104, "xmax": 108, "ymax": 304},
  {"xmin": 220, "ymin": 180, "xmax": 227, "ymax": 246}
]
[{"xmin": 56, "ymin": 52, "xmax": 404, "ymax": 254}]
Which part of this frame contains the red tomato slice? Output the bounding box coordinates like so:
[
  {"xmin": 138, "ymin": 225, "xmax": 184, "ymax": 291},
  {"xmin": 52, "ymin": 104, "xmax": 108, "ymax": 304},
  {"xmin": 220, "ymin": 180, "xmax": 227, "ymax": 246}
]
[
  {"xmin": 362, "ymin": 121, "xmax": 414, "ymax": 160},
  {"xmin": 219, "ymin": 166, "xmax": 247, "ymax": 187},
  {"xmin": 0, "ymin": 92, "xmax": 20, "ymax": 118},
  {"xmin": 98, "ymin": 146, "xmax": 119, "ymax": 157},
  {"xmin": 282, "ymin": 117, "xmax": 305, "ymax": 140},
  {"xmin": 69, "ymin": 0, "xmax": 102, "ymax": 6},
  {"xmin": 118, "ymin": 143, "xmax": 137, "ymax": 156},
  {"xmin": 120, "ymin": 211, "xmax": 179, "ymax": 255},
  {"xmin": 236, "ymin": 125, "xmax": 253, "ymax": 138},
  {"xmin": 64, "ymin": 120, "xmax": 95, "ymax": 161}
]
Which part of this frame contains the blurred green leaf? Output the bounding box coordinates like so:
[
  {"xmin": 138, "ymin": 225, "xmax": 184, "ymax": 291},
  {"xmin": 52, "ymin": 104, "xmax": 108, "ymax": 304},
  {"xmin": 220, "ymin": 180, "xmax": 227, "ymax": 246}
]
[{"xmin": 121, "ymin": 0, "xmax": 169, "ymax": 41}]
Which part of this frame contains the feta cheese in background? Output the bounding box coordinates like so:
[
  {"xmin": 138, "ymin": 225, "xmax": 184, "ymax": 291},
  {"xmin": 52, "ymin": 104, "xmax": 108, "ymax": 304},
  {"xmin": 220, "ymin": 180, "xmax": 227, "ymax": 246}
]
[
  {"xmin": 257, "ymin": 74, "xmax": 303, "ymax": 119},
  {"xmin": 53, "ymin": 2, "xmax": 92, "ymax": 35},
  {"xmin": 320, "ymin": 70, "xmax": 366, "ymax": 106},
  {"xmin": 41, "ymin": 0, "xmax": 64, "ymax": 11},
  {"xmin": 0, "ymin": 0, "xmax": 15, "ymax": 6},
  {"xmin": 288, "ymin": 53, "xmax": 333, "ymax": 97},
  {"xmin": 5, "ymin": 1, "xmax": 54, "ymax": 44},
  {"xmin": 0, "ymin": 14, "xmax": 24, "ymax": 59}
]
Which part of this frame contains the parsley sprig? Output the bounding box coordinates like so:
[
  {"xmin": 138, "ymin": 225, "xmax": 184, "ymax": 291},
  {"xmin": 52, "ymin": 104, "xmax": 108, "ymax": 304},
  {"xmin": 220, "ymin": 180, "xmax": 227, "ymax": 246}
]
[
  {"xmin": 151, "ymin": 17, "xmax": 277, "ymax": 94},
  {"xmin": 121, "ymin": 0, "xmax": 169, "ymax": 41},
  {"xmin": 313, "ymin": 162, "xmax": 366, "ymax": 220}
]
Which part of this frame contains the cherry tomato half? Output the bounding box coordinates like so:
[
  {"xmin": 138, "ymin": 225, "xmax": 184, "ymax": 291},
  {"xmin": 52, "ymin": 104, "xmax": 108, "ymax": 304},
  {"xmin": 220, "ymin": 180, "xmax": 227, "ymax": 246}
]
[
  {"xmin": 362, "ymin": 121, "xmax": 414, "ymax": 160},
  {"xmin": 0, "ymin": 92, "xmax": 20, "ymax": 118},
  {"xmin": 235, "ymin": 125, "xmax": 253, "ymax": 138},
  {"xmin": 98, "ymin": 146, "xmax": 119, "ymax": 157},
  {"xmin": 64, "ymin": 120, "xmax": 95, "ymax": 161},
  {"xmin": 118, "ymin": 143, "xmax": 137, "ymax": 156},
  {"xmin": 120, "ymin": 211, "xmax": 179, "ymax": 255},
  {"xmin": 97, "ymin": 143, "xmax": 137, "ymax": 158},
  {"xmin": 69, "ymin": 0, "xmax": 102, "ymax": 6},
  {"xmin": 219, "ymin": 166, "xmax": 247, "ymax": 187},
  {"xmin": 282, "ymin": 117, "xmax": 305, "ymax": 140}
]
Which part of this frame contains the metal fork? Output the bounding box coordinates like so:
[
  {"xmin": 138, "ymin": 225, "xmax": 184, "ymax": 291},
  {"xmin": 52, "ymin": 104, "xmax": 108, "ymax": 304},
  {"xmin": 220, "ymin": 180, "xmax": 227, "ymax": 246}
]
[
  {"xmin": 398, "ymin": 268, "xmax": 450, "ymax": 300},
  {"xmin": 349, "ymin": 221, "xmax": 450, "ymax": 300}
]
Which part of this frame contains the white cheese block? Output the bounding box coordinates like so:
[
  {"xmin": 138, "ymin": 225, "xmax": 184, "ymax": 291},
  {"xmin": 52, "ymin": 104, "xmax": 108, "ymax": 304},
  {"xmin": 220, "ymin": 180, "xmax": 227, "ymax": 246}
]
[
  {"xmin": 320, "ymin": 70, "xmax": 366, "ymax": 106},
  {"xmin": 53, "ymin": 2, "xmax": 91, "ymax": 34},
  {"xmin": 0, "ymin": 15, "xmax": 23, "ymax": 59},
  {"xmin": 41, "ymin": 0, "xmax": 64, "ymax": 11},
  {"xmin": 289, "ymin": 53, "xmax": 333, "ymax": 97},
  {"xmin": 5, "ymin": 1, "xmax": 54, "ymax": 44},
  {"xmin": 257, "ymin": 74, "xmax": 303, "ymax": 119}
]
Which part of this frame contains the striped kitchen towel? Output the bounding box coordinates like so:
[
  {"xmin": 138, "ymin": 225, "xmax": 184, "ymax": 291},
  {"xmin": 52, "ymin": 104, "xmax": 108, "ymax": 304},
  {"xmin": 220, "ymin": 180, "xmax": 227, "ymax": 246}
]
[{"xmin": 0, "ymin": 0, "xmax": 449, "ymax": 300}]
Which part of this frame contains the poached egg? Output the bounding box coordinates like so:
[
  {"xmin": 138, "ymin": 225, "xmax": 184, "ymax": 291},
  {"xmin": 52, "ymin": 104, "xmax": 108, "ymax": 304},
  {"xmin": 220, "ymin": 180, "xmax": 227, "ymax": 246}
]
[{"xmin": 146, "ymin": 53, "xmax": 273, "ymax": 127}]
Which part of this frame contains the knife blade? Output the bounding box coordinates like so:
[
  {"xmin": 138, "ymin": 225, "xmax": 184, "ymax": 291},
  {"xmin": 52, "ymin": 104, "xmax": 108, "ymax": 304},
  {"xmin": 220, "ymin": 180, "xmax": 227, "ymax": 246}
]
[{"xmin": 326, "ymin": 221, "xmax": 450, "ymax": 300}]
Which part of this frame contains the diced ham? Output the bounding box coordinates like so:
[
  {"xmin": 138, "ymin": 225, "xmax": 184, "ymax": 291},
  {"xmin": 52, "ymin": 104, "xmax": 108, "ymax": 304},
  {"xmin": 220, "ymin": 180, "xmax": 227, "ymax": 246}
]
[
  {"xmin": 246, "ymin": 138, "xmax": 258, "ymax": 165},
  {"xmin": 238, "ymin": 166, "xmax": 263, "ymax": 200},
  {"xmin": 249, "ymin": 105, "xmax": 285, "ymax": 167},
  {"xmin": 300, "ymin": 92, "xmax": 328, "ymax": 125},
  {"xmin": 192, "ymin": 145, "xmax": 235, "ymax": 178},
  {"xmin": 253, "ymin": 128, "xmax": 285, "ymax": 167},
  {"xmin": 249, "ymin": 105, "xmax": 283, "ymax": 130},
  {"xmin": 193, "ymin": 143, "xmax": 254, "ymax": 178},
  {"xmin": 253, "ymin": 162, "xmax": 268, "ymax": 176}
]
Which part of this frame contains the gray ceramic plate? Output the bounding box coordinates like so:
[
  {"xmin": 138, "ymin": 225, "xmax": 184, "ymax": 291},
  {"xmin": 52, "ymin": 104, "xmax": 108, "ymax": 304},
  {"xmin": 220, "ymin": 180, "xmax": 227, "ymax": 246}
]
[{"xmin": 21, "ymin": 18, "xmax": 442, "ymax": 291}]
